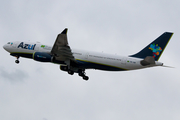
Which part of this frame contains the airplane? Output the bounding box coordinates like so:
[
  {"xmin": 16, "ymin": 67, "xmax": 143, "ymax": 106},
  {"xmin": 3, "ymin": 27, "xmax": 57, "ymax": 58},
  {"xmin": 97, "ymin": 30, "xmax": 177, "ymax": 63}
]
[{"xmin": 3, "ymin": 28, "xmax": 173, "ymax": 80}]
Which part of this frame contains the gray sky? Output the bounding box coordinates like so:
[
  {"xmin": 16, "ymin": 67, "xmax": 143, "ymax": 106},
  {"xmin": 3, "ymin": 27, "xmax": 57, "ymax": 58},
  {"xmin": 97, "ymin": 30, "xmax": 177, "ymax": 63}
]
[{"xmin": 0, "ymin": 0, "xmax": 180, "ymax": 120}]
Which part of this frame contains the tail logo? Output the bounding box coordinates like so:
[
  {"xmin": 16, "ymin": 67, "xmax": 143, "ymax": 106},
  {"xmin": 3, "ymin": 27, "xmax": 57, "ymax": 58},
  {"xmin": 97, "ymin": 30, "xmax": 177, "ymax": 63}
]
[{"xmin": 149, "ymin": 44, "xmax": 162, "ymax": 58}]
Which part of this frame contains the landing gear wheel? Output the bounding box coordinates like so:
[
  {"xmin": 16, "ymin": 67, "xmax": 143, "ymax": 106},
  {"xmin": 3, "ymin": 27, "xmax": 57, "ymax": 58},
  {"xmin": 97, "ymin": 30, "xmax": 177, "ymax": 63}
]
[
  {"xmin": 15, "ymin": 60, "xmax": 19, "ymax": 64},
  {"xmin": 83, "ymin": 76, "xmax": 89, "ymax": 81},
  {"xmin": 78, "ymin": 72, "xmax": 83, "ymax": 76},
  {"xmin": 15, "ymin": 56, "xmax": 20, "ymax": 64},
  {"xmin": 64, "ymin": 66, "xmax": 68, "ymax": 71},
  {"xmin": 78, "ymin": 69, "xmax": 85, "ymax": 76},
  {"xmin": 78, "ymin": 69, "xmax": 89, "ymax": 80},
  {"xmin": 68, "ymin": 70, "xmax": 74, "ymax": 75}
]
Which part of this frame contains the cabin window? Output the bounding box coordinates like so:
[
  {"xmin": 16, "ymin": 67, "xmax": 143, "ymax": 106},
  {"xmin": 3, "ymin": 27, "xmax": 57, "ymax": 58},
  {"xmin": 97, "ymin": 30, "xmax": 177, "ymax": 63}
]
[{"xmin": 7, "ymin": 42, "xmax": 10, "ymax": 44}]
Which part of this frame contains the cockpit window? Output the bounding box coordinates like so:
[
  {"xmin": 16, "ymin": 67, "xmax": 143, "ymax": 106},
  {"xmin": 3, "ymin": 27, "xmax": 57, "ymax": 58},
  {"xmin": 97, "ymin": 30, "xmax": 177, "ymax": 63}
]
[{"xmin": 7, "ymin": 42, "xmax": 10, "ymax": 44}]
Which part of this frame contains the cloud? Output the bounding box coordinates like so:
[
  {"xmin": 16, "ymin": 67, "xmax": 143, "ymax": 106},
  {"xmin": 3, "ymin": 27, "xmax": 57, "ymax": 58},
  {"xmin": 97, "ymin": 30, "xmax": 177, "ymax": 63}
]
[
  {"xmin": 42, "ymin": 118, "xmax": 48, "ymax": 120},
  {"xmin": 0, "ymin": 0, "xmax": 180, "ymax": 120},
  {"xmin": 0, "ymin": 67, "xmax": 28, "ymax": 82}
]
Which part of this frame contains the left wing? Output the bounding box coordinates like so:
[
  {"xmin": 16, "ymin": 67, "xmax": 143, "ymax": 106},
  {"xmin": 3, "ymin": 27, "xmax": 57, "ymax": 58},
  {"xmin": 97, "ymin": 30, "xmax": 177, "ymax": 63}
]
[{"xmin": 51, "ymin": 28, "xmax": 75, "ymax": 62}]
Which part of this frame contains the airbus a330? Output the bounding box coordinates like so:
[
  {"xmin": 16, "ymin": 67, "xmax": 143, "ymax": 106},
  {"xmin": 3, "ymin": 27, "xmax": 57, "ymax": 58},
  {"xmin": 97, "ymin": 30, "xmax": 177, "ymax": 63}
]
[{"xmin": 3, "ymin": 29, "xmax": 173, "ymax": 80}]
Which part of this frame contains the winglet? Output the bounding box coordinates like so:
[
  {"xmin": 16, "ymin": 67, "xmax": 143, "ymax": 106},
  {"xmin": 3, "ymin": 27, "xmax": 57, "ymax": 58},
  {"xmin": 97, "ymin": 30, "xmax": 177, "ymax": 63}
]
[{"xmin": 61, "ymin": 28, "xmax": 68, "ymax": 34}]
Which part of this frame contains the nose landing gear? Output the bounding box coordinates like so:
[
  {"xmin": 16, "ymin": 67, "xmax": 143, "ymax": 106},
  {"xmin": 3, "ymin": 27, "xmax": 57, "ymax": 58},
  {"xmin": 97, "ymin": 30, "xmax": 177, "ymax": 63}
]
[
  {"xmin": 15, "ymin": 60, "xmax": 19, "ymax": 64},
  {"xmin": 15, "ymin": 56, "xmax": 20, "ymax": 64}
]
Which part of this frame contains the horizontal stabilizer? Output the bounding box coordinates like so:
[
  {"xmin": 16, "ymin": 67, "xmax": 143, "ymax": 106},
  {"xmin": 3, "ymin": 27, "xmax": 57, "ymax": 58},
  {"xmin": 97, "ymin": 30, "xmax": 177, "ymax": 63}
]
[{"xmin": 140, "ymin": 56, "xmax": 155, "ymax": 66}]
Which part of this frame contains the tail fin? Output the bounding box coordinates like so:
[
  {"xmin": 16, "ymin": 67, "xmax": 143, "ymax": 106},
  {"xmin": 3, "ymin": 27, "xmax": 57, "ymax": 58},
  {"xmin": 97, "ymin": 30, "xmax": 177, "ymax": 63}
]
[{"xmin": 130, "ymin": 32, "xmax": 173, "ymax": 61}]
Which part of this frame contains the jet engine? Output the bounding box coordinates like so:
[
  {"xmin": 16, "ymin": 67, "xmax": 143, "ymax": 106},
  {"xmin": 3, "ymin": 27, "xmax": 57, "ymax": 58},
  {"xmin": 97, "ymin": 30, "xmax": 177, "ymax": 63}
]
[
  {"xmin": 33, "ymin": 52, "xmax": 53, "ymax": 62},
  {"xmin": 60, "ymin": 65, "xmax": 68, "ymax": 71}
]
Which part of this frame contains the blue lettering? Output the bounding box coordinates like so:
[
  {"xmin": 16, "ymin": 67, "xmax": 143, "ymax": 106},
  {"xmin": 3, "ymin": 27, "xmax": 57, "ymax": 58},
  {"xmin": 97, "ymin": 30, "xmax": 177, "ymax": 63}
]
[
  {"xmin": 28, "ymin": 45, "xmax": 31, "ymax": 50},
  {"xmin": 33, "ymin": 44, "xmax": 36, "ymax": 50},
  {"xmin": 24, "ymin": 44, "xmax": 28, "ymax": 49},
  {"xmin": 17, "ymin": 42, "xmax": 36, "ymax": 50},
  {"xmin": 28, "ymin": 44, "xmax": 33, "ymax": 50},
  {"xmin": 18, "ymin": 42, "xmax": 24, "ymax": 48}
]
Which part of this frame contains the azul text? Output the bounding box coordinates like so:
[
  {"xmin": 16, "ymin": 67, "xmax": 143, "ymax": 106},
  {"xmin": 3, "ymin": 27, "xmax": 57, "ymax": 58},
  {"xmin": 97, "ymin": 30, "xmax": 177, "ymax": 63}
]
[{"xmin": 18, "ymin": 42, "xmax": 36, "ymax": 50}]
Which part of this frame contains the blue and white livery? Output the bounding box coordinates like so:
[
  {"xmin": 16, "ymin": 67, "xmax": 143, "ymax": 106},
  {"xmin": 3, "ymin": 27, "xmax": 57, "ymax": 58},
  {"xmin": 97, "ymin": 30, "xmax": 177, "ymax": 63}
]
[{"xmin": 3, "ymin": 29, "xmax": 173, "ymax": 80}]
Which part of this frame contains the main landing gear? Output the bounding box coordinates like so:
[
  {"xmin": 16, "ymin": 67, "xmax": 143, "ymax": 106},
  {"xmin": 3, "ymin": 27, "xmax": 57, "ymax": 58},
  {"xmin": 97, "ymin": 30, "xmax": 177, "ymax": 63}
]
[
  {"xmin": 61, "ymin": 66, "xmax": 89, "ymax": 80},
  {"xmin": 78, "ymin": 70, "xmax": 89, "ymax": 81},
  {"xmin": 15, "ymin": 56, "xmax": 20, "ymax": 64},
  {"xmin": 67, "ymin": 69, "xmax": 89, "ymax": 80},
  {"xmin": 68, "ymin": 70, "xmax": 74, "ymax": 75}
]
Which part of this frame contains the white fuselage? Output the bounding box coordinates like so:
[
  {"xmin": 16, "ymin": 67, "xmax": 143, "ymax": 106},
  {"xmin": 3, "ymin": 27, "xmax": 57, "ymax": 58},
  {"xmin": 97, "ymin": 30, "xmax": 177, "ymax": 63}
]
[{"xmin": 3, "ymin": 41, "xmax": 163, "ymax": 71}]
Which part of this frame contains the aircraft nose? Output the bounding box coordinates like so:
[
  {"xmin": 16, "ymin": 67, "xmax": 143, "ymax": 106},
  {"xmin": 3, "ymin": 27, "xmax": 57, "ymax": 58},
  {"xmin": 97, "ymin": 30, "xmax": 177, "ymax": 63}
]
[
  {"xmin": 3, "ymin": 44, "xmax": 8, "ymax": 51},
  {"xmin": 3, "ymin": 44, "xmax": 6, "ymax": 49}
]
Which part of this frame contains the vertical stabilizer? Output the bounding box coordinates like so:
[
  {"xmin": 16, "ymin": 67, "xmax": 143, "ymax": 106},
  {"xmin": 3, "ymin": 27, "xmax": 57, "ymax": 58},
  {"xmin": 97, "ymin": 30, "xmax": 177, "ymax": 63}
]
[{"xmin": 130, "ymin": 32, "xmax": 173, "ymax": 61}]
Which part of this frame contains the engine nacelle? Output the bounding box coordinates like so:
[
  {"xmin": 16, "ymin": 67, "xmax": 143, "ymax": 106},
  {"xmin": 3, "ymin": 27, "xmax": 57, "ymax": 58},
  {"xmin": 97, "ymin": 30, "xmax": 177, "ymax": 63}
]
[
  {"xmin": 33, "ymin": 52, "xmax": 52, "ymax": 62},
  {"xmin": 60, "ymin": 65, "xmax": 68, "ymax": 71}
]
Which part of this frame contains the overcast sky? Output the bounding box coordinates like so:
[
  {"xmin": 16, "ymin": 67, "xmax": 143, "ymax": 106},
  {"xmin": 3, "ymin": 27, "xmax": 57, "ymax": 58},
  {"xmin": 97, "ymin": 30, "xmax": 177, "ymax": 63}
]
[{"xmin": 0, "ymin": 0, "xmax": 180, "ymax": 120}]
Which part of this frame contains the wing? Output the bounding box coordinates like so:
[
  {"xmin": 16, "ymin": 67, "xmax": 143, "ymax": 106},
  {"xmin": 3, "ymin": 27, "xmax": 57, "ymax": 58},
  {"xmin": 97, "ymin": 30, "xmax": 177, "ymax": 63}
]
[{"xmin": 51, "ymin": 28, "xmax": 75, "ymax": 62}]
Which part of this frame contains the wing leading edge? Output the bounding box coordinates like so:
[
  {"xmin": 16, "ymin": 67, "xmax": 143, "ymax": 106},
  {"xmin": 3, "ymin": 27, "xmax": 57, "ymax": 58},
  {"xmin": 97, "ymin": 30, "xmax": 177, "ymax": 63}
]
[{"xmin": 51, "ymin": 28, "xmax": 75, "ymax": 61}]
